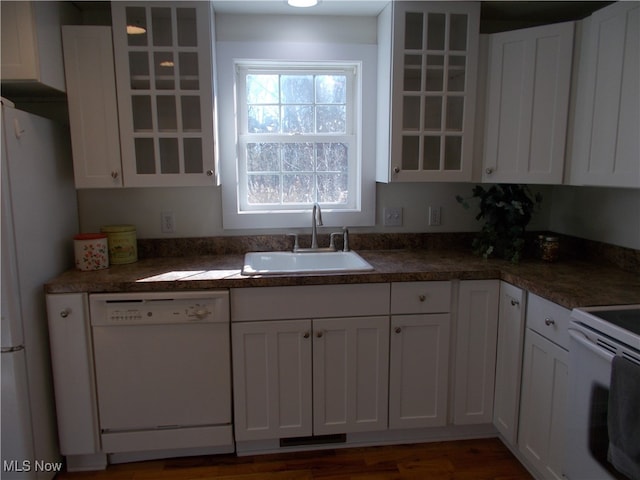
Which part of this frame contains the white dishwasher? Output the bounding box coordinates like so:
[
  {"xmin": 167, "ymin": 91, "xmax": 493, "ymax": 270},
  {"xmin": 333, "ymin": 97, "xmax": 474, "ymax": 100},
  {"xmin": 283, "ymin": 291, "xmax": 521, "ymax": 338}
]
[{"xmin": 89, "ymin": 290, "xmax": 233, "ymax": 456}]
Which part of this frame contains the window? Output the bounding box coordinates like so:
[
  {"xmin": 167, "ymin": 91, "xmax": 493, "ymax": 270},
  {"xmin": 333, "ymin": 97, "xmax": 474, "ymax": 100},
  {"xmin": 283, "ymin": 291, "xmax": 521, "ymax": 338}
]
[{"xmin": 236, "ymin": 63, "xmax": 359, "ymax": 212}]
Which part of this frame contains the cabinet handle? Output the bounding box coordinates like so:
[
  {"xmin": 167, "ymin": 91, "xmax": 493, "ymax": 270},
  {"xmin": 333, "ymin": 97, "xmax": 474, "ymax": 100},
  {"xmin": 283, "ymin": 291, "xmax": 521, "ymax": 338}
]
[
  {"xmin": 303, "ymin": 332, "xmax": 310, "ymax": 339},
  {"xmin": 511, "ymin": 299, "xmax": 520, "ymax": 307},
  {"xmin": 206, "ymin": 170, "xmax": 214, "ymax": 176},
  {"xmin": 316, "ymin": 331, "xmax": 323, "ymax": 338},
  {"xmin": 485, "ymin": 168, "xmax": 494, "ymax": 175},
  {"xmin": 545, "ymin": 318, "xmax": 555, "ymax": 326},
  {"xmin": 111, "ymin": 170, "xmax": 119, "ymax": 179},
  {"xmin": 395, "ymin": 327, "xmax": 402, "ymax": 334},
  {"xmin": 418, "ymin": 294, "xmax": 426, "ymax": 302},
  {"xmin": 60, "ymin": 308, "xmax": 71, "ymax": 318}
]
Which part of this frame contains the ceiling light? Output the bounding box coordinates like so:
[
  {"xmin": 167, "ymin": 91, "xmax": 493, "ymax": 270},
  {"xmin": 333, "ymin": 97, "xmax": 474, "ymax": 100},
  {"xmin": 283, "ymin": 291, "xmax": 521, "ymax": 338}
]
[
  {"xmin": 126, "ymin": 25, "xmax": 146, "ymax": 35},
  {"xmin": 287, "ymin": 0, "xmax": 318, "ymax": 8}
]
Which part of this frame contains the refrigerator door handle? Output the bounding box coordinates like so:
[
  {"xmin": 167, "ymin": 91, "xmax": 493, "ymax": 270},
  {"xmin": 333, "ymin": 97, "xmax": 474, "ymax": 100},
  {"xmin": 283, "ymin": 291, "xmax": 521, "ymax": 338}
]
[{"xmin": 2, "ymin": 345, "xmax": 25, "ymax": 354}]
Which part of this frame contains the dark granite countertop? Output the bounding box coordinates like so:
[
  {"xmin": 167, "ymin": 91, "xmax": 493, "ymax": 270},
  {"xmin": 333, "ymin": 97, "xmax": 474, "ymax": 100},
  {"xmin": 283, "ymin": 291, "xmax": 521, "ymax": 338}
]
[{"xmin": 44, "ymin": 249, "xmax": 640, "ymax": 310}]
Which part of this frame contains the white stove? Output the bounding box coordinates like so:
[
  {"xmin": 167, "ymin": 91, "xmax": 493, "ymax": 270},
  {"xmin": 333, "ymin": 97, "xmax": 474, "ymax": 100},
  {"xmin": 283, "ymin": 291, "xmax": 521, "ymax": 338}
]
[{"xmin": 566, "ymin": 304, "xmax": 640, "ymax": 480}]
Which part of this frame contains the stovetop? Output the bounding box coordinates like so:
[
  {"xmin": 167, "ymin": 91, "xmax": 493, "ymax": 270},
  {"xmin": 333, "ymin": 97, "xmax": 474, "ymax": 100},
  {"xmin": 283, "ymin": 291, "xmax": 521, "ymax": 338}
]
[
  {"xmin": 592, "ymin": 308, "xmax": 640, "ymax": 337},
  {"xmin": 571, "ymin": 305, "xmax": 640, "ymax": 351}
]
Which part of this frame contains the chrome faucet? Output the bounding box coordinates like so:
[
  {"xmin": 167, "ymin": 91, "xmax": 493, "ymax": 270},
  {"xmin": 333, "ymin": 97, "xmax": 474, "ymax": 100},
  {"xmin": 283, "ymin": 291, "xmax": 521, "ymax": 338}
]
[{"xmin": 311, "ymin": 203, "xmax": 323, "ymax": 249}]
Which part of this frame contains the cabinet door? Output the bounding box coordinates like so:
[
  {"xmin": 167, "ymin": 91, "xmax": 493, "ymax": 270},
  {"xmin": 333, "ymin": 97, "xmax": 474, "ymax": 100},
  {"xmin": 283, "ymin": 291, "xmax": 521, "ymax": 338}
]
[
  {"xmin": 483, "ymin": 21, "xmax": 574, "ymax": 184},
  {"xmin": 232, "ymin": 320, "xmax": 312, "ymax": 441},
  {"xmin": 111, "ymin": 2, "xmax": 217, "ymax": 187},
  {"xmin": 46, "ymin": 294, "xmax": 100, "ymax": 455},
  {"xmin": 453, "ymin": 280, "xmax": 499, "ymax": 425},
  {"xmin": 493, "ymin": 282, "xmax": 525, "ymax": 446},
  {"xmin": 386, "ymin": 1, "xmax": 480, "ymax": 182},
  {"xmin": 313, "ymin": 316, "xmax": 389, "ymax": 435},
  {"xmin": 569, "ymin": 2, "xmax": 639, "ymax": 187},
  {"xmin": 389, "ymin": 313, "xmax": 450, "ymax": 429},
  {"xmin": 62, "ymin": 26, "xmax": 122, "ymax": 188},
  {"xmin": 518, "ymin": 329, "xmax": 568, "ymax": 480}
]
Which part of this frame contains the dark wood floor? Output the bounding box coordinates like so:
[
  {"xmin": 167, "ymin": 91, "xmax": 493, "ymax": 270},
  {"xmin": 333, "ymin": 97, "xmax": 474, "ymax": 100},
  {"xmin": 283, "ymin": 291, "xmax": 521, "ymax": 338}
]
[{"xmin": 55, "ymin": 438, "xmax": 533, "ymax": 479}]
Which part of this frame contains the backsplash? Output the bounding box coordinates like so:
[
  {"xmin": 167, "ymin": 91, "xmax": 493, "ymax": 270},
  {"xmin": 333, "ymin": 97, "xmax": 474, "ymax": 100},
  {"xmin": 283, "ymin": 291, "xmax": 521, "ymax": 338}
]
[{"xmin": 137, "ymin": 232, "xmax": 639, "ymax": 273}]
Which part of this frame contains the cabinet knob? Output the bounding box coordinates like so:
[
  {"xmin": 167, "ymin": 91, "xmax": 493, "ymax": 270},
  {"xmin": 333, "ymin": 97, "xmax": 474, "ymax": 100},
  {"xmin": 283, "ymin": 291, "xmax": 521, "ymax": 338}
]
[
  {"xmin": 303, "ymin": 332, "xmax": 310, "ymax": 339},
  {"xmin": 60, "ymin": 308, "xmax": 71, "ymax": 318},
  {"xmin": 418, "ymin": 294, "xmax": 426, "ymax": 302},
  {"xmin": 316, "ymin": 331, "xmax": 323, "ymax": 338},
  {"xmin": 544, "ymin": 317, "xmax": 555, "ymax": 326},
  {"xmin": 485, "ymin": 168, "xmax": 494, "ymax": 175},
  {"xmin": 393, "ymin": 166, "xmax": 400, "ymax": 174},
  {"xmin": 206, "ymin": 170, "xmax": 214, "ymax": 176},
  {"xmin": 511, "ymin": 299, "xmax": 520, "ymax": 307},
  {"xmin": 111, "ymin": 170, "xmax": 119, "ymax": 179},
  {"xmin": 395, "ymin": 327, "xmax": 402, "ymax": 334}
]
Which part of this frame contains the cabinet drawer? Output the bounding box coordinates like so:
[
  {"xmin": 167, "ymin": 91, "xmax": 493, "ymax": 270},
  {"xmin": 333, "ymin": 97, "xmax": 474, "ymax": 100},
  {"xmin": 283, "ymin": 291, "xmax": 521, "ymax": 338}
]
[
  {"xmin": 526, "ymin": 293, "xmax": 570, "ymax": 349},
  {"xmin": 231, "ymin": 283, "xmax": 390, "ymax": 321},
  {"xmin": 390, "ymin": 282, "xmax": 451, "ymax": 314}
]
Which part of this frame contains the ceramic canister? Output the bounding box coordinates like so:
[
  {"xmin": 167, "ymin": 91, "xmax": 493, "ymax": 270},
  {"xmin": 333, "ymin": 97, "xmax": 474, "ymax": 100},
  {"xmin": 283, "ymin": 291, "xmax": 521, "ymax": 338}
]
[
  {"xmin": 74, "ymin": 233, "xmax": 109, "ymax": 271},
  {"xmin": 100, "ymin": 224, "xmax": 138, "ymax": 264}
]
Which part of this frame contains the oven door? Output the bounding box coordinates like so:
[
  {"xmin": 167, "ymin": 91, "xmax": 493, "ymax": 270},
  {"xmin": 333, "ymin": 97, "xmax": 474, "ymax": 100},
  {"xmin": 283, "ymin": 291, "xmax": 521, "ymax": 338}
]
[{"xmin": 566, "ymin": 328, "xmax": 626, "ymax": 480}]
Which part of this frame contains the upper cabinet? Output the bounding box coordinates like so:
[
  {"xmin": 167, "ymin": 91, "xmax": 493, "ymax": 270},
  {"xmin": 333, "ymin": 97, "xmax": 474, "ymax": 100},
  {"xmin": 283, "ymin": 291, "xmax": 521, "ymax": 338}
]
[
  {"xmin": 1, "ymin": 1, "xmax": 78, "ymax": 96},
  {"xmin": 377, "ymin": 2, "xmax": 480, "ymax": 182},
  {"xmin": 568, "ymin": 1, "xmax": 639, "ymax": 188},
  {"xmin": 482, "ymin": 21, "xmax": 574, "ymax": 184},
  {"xmin": 110, "ymin": 2, "xmax": 218, "ymax": 187}
]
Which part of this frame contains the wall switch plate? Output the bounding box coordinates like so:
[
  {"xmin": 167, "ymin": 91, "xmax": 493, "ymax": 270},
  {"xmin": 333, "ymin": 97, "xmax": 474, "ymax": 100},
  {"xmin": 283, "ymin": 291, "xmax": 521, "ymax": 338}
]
[
  {"xmin": 428, "ymin": 206, "xmax": 441, "ymax": 226},
  {"xmin": 161, "ymin": 211, "xmax": 176, "ymax": 233},
  {"xmin": 383, "ymin": 207, "xmax": 403, "ymax": 226}
]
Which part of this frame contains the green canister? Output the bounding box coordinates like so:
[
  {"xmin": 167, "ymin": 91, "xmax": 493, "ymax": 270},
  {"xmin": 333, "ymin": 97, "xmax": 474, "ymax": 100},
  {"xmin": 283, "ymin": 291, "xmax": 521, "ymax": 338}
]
[{"xmin": 100, "ymin": 225, "xmax": 138, "ymax": 264}]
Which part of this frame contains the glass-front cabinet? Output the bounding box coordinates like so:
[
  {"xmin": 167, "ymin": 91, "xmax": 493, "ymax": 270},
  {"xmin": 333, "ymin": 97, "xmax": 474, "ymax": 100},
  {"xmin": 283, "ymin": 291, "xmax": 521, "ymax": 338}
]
[
  {"xmin": 111, "ymin": 2, "xmax": 217, "ymax": 187},
  {"xmin": 377, "ymin": 2, "xmax": 480, "ymax": 182}
]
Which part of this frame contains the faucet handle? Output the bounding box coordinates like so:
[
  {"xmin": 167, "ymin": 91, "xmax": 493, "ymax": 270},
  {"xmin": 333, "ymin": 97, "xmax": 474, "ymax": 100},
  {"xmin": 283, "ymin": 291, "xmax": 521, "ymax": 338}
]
[{"xmin": 287, "ymin": 233, "xmax": 299, "ymax": 252}]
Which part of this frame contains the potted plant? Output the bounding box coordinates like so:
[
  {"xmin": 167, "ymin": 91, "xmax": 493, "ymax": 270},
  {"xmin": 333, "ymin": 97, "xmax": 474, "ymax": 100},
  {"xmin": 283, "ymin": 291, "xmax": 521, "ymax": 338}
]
[{"xmin": 456, "ymin": 184, "xmax": 542, "ymax": 263}]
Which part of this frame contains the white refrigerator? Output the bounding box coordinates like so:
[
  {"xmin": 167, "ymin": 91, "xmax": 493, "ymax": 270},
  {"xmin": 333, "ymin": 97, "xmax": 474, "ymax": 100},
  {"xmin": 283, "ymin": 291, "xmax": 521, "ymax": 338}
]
[{"xmin": 1, "ymin": 98, "xmax": 79, "ymax": 479}]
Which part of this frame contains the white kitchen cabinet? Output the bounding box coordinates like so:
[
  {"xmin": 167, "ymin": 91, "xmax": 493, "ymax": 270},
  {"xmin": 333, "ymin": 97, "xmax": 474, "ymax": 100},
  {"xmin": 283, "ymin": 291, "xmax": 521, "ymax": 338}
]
[
  {"xmin": 568, "ymin": 1, "xmax": 639, "ymax": 188},
  {"xmin": 518, "ymin": 294, "xmax": 570, "ymax": 480},
  {"xmin": 388, "ymin": 282, "xmax": 451, "ymax": 429},
  {"xmin": 231, "ymin": 320, "xmax": 313, "ymax": 441},
  {"xmin": 377, "ymin": 2, "xmax": 480, "ymax": 182},
  {"xmin": 1, "ymin": 1, "xmax": 77, "ymax": 94},
  {"xmin": 62, "ymin": 26, "xmax": 122, "ymax": 188},
  {"xmin": 483, "ymin": 22, "xmax": 574, "ymax": 184},
  {"xmin": 230, "ymin": 284, "xmax": 391, "ymax": 442},
  {"xmin": 453, "ymin": 280, "xmax": 499, "ymax": 425},
  {"xmin": 492, "ymin": 282, "xmax": 526, "ymax": 447},
  {"xmin": 110, "ymin": 2, "xmax": 218, "ymax": 187},
  {"xmin": 45, "ymin": 294, "xmax": 103, "ymax": 464}
]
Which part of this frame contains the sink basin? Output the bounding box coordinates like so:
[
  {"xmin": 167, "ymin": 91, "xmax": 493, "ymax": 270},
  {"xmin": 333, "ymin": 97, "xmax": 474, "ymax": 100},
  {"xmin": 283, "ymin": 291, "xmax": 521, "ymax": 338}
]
[{"xmin": 242, "ymin": 251, "xmax": 374, "ymax": 276}]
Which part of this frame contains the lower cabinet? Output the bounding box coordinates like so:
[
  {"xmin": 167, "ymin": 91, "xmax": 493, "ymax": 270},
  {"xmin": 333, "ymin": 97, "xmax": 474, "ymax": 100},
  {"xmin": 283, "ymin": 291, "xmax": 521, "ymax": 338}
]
[{"xmin": 518, "ymin": 294, "xmax": 570, "ymax": 480}]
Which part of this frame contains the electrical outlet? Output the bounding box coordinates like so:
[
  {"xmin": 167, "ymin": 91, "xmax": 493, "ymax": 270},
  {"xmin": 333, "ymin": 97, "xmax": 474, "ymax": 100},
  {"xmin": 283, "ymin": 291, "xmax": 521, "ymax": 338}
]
[
  {"xmin": 428, "ymin": 206, "xmax": 442, "ymax": 226},
  {"xmin": 383, "ymin": 207, "xmax": 403, "ymax": 226},
  {"xmin": 161, "ymin": 211, "xmax": 176, "ymax": 233}
]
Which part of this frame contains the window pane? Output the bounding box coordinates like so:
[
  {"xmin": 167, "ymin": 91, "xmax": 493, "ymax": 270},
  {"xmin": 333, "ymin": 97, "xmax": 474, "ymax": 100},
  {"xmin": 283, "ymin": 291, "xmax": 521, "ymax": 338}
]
[
  {"xmin": 179, "ymin": 52, "xmax": 199, "ymax": 90},
  {"xmin": 317, "ymin": 174, "xmax": 347, "ymax": 204},
  {"xmin": 426, "ymin": 55, "xmax": 444, "ymax": 91},
  {"xmin": 247, "ymin": 75, "xmax": 279, "ymax": 104},
  {"xmin": 448, "ymin": 56, "xmax": 466, "ymax": 92},
  {"xmin": 184, "ymin": 138, "xmax": 203, "ymax": 173},
  {"xmin": 247, "ymin": 143, "xmax": 280, "ymax": 172},
  {"xmin": 181, "ymin": 96, "xmax": 201, "ymax": 132},
  {"xmin": 129, "ymin": 52, "xmax": 149, "ymax": 89},
  {"xmin": 132, "ymin": 96, "xmax": 153, "ymax": 131},
  {"xmin": 427, "ymin": 13, "xmax": 446, "ymax": 50},
  {"xmin": 248, "ymin": 106, "xmax": 280, "ymax": 133},
  {"xmin": 283, "ymin": 174, "xmax": 313, "ymax": 203},
  {"xmin": 316, "ymin": 143, "xmax": 348, "ymax": 172},
  {"xmin": 151, "ymin": 7, "xmax": 172, "ymax": 47},
  {"xmin": 405, "ymin": 12, "xmax": 423, "ymax": 49},
  {"xmin": 315, "ymin": 75, "xmax": 346, "ymax": 104},
  {"xmin": 283, "ymin": 143, "xmax": 313, "ymax": 172},
  {"xmin": 403, "ymin": 96, "xmax": 421, "ymax": 130},
  {"xmin": 155, "ymin": 52, "xmax": 175, "ymax": 90},
  {"xmin": 444, "ymin": 136, "xmax": 462, "ymax": 170},
  {"xmin": 449, "ymin": 14, "xmax": 468, "ymax": 51},
  {"xmin": 282, "ymin": 105, "xmax": 313, "ymax": 133},
  {"xmin": 316, "ymin": 105, "xmax": 346, "ymax": 133},
  {"xmin": 248, "ymin": 175, "xmax": 280, "ymax": 204},
  {"xmin": 176, "ymin": 8, "xmax": 197, "ymax": 47},
  {"xmin": 446, "ymin": 96, "xmax": 464, "ymax": 131},
  {"xmin": 126, "ymin": 7, "xmax": 147, "ymax": 47},
  {"xmin": 281, "ymin": 75, "xmax": 313, "ymax": 104},
  {"xmin": 159, "ymin": 138, "xmax": 179, "ymax": 173},
  {"xmin": 424, "ymin": 136, "xmax": 441, "ymax": 170},
  {"xmin": 157, "ymin": 96, "xmax": 177, "ymax": 131},
  {"xmin": 134, "ymin": 138, "xmax": 155, "ymax": 174},
  {"xmin": 424, "ymin": 97, "xmax": 442, "ymax": 130},
  {"xmin": 404, "ymin": 55, "xmax": 422, "ymax": 91},
  {"xmin": 401, "ymin": 136, "xmax": 419, "ymax": 170}
]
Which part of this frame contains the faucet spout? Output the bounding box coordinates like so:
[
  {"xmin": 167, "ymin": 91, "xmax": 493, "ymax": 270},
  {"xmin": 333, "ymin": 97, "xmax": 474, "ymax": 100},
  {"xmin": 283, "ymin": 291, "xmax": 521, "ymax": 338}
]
[{"xmin": 311, "ymin": 203, "xmax": 323, "ymax": 249}]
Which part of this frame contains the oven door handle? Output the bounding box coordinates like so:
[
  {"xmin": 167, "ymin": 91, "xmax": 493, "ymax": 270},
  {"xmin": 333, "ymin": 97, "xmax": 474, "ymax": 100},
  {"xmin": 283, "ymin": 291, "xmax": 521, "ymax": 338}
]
[{"xmin": 569, "ymin": 328, "xmax": 616, "ymax": 362}]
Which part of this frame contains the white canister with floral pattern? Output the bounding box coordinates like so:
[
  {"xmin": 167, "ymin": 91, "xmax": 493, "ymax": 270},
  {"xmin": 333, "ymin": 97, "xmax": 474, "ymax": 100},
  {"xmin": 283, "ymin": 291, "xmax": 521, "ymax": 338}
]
[{"xmin": 74, "ymin": 233, "xmax": 109, "ymax": 271}]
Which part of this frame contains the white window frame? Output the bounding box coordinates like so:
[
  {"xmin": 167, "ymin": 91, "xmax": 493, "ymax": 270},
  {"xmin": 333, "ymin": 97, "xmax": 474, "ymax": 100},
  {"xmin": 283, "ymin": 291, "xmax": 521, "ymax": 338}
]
[
  {"xmin": 218, "ymin": 39, "xmax": 377, "ymax": 230},
  {"xmin": 236, "ymin": 62, "xmax": 359, "ymax": 213}
]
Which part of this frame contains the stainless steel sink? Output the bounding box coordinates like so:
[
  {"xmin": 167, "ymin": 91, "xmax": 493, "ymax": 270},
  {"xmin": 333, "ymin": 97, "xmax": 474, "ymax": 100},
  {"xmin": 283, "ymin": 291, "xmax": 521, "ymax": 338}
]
[{"xmin": 242, "ymin": 251, "xmax": 374, "ymax": 276}]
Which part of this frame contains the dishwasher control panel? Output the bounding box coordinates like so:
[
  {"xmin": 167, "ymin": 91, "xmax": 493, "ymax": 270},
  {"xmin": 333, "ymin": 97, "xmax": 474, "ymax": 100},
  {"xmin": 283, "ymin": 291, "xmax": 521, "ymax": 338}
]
[{"xmin": 89, "ymin": 290, "xmax": 230, "ymax": 326}]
